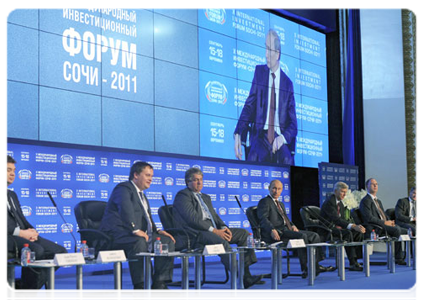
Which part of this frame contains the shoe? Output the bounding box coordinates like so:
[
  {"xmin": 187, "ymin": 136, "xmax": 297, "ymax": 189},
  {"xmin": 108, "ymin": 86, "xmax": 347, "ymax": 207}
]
[
  {"xmin": 151, "ymin": 282, "xmax": 181, "ymax": 298},
  {"xmin": 243, "ymin": 275, "xmax": 264, "ymax": 289},
  {"xmin": 395, "ymin": 259, "xmax": 406, "ymax": 265},
  {"xmin": 132, "ymin": 283, "xmax": 144, "ymax": 300},
  {"xmin": 317, "ymin": 264, "xmax": 336, "ymax": 273},
  {"xmin": 349, "ymin": 263, "xmax": 363, "ymax": 271},
  {"xmin": 301, "ymin": 270, "xmax": 308, "ymax": 279}
]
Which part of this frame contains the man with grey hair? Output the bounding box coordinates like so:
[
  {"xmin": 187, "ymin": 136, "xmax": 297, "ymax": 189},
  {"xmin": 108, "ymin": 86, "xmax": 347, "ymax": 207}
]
[
  {"xmin": 173, "ymin": 167, "xmax": 263, "ymax": 288},
  {"xmin": 234, "ymin": 29, "xmax": 297, "ymax": 165},
  {"xmin": 320, "ymin": 181, "xmax": 365, "ymax": 271}
]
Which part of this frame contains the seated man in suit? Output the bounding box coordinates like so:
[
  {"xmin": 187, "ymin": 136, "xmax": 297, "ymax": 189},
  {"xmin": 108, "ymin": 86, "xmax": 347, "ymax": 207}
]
[
  {"xmin": 7, "ymin": 155, "xmax": 67, "ymax": 289},
  {"xmin": 320, "ymin": 181, "xmax": 365, "ymax": 271},
  {"xmin": 99, "ymin": 161, "xmax": 176, "ymax": 289},
  {"xmin": 173, "ymin": 167, "xmax": 263, "ymax": 289},
  {"xmin": 395, "ymin": 187, "xmax": 416, "ymax": 235},
  {"xmin": 257, "ymin": 179, "xmax": 335, "ymax": 278},
  {"xmin": 359, "ymin": 178, "xmax": 407, "ymax": 265}
]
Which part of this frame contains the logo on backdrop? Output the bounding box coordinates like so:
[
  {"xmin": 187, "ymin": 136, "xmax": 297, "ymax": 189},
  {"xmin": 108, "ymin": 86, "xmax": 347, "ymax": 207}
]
[
  {"xmin": 61, "ymin": 189, "xmax": 73, "ymax": 198},
  {"xmin": 61, "ymin": 223, "xmax": 74, "ymax": 233},
  {"xmin": 204, "ymin": 9, "xmax": 226, "ymax": 25},
  {"xmin": 61, "ymin": 154, "xmax": 73, "ymax": 164},
  {"xmin": 21, "ymin": 206, "xmax": 32, "ymax": 217},
  {"xmin": 98, "ymin": 173, "xmax": 110, "ymax": 183},
  {"xmin": 18, "ymin": 169, "xmax": 32, "ymax": 180},
  {"xmin": 205, "ymin": 81, "xmax": 228, "ymax": 105}
]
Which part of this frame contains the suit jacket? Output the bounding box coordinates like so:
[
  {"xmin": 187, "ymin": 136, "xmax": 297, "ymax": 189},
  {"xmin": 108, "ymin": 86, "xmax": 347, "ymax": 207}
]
[
  {"xmin": 320, "ymin": 193, "xmax": 350, "ymax": 229},
  {"xmin": 395, "ymin": 197, "xmax": 415, "ymax": 225},
  {"xmin": 7, "ymin": 189, "xmax": 33, "ymax": 235},
  {"xmin": 234, "ymin": 64, "xmax": 297, "ymax": 156},
  {"xmin": 99, "ymin": 181, "xmax": 157, "ymax": 245},
  {"xmin": 257, "ymin": 195, "xmax": 295, "ymax": 242},
  {"xmin": 173, "ymin": 187, "xmax": 226, "ymax": 238},
  {"xmin": 359, "ymin": 194, "xmax": 389, "ymax": 227}
]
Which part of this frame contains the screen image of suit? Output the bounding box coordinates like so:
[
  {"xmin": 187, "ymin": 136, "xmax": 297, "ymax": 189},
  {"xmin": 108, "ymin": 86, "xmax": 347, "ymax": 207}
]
[
  {"xmin": 395, "ymin": 197, "xmax": 416, "ymax": 234},
  {"xmin": 99, "ymin": 181, "xmax": 175, "ymax": 287},
  {"xmin": 234, "ymin": 64, "xmax": 297, "ymax": 165},
  {"xmin": 359, "ymin": 194, "xmax": 407, "ymax": 260},
  {"xmin": 172, "ymin": 187, "xmax": 257, "ymax": 270},
  {"xmin": 320, "ymin": 193, "xmax": 363, "ymax": 264},
  {"xmin": 257, "ymin": 195, "xmax": 324, "ymax": 270},
  {"xmin": 7, "ymin": 189, "xmax": 67, "ymax": 289}
]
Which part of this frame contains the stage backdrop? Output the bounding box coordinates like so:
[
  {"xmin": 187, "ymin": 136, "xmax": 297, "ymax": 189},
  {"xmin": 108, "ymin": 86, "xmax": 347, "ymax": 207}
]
[
  {"xmin": 8, "ymin": 9, "xmax": 328, "ymax": 168},
  {"xmin": 8, "ymin": 140, "xmax": 291, "ymax": 263},
  {"xmin": 318, "ymin": 162, "xmax": 359, "ymax": 205}
]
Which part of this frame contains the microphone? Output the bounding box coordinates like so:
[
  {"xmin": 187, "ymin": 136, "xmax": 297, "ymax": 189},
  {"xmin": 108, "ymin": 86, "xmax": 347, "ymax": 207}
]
[
  {"xmin": 234, "ymin": 195, "xmax": 243, "ymax": 210},
  {"xmin": 304, "ymin": 206, "xmax": 344, "ymax": 242},
  {"xmin": 47, "ymin": 191, "xmax": 78, "ymax": 253},
  {"xmin": 161, "ymin": 195, "xmax": 195, "ymax": 253}
]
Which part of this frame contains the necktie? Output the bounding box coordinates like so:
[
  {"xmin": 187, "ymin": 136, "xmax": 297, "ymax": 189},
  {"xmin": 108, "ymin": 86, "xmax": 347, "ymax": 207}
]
[
  {"xmin": 275, "ymin": 200, "xmax": 292, "ymax": 230},
  {"xmin": 8, "ymin": 192, "xmax": 26, "ymax": 229},
  {"xmin": 196, "ymin": 193, "xmax": 217, "ymax": 228},
  {"xmin": 139, "ymin": 192, "xmax": 153, "ymax": 234},
  {"xmin": 267, "ymin": 72, "xmax": 276, "ymax": 144},
  {"xmin": 411, "ymin": 201, "xmax": 416, "ymax": 219},
  {"xmin": 337, "ymin": 202, "xmax": 341, "ymax": 217},
  {"xmin": 373, "ymin": 198, "xmax": 387, "ymax": 221}
]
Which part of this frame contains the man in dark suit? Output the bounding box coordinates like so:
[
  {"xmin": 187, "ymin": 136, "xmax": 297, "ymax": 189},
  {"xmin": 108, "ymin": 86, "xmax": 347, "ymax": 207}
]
[
  {"xmin": 257, "ymin": 179, "xmax": 335, "ymax": 278},
  {"xmin": 234, "ymin": 29, "xmax": 297, "ymax": 165},
  {"xmin": 7, "ymin": 155, "xmax": 67, "ymax": 289},
  {"xmin": 359, "ymin": 178, "xmax": 407, "ymax": 265},
  {"xmin": 99, "ymin": 161, "xmax": 175, "ymax": 289},
  {"xmin": 395, "ymin": 187, "xmax": 416, "ymax": 235},
  {"xmin": 320, "ymin": 182, "xmax": 365, "ymax": 271},
  {"xmin": 173, "ymin": 167, "xmax": 263, "ymax": 288}
]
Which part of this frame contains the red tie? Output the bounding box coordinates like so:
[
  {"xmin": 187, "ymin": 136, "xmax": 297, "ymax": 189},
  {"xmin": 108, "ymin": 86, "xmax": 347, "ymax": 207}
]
[
  {"xmin": 267, "ymin": 72, "xmax": 276, "ymax": 144},
  {"xmin": 276, "ymin": 200, "xmax": 292, "ymax": 230}
]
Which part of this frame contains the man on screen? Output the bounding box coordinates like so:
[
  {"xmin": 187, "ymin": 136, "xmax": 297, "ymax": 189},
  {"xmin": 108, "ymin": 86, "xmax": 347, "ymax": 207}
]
[
  {"xmin": 173, "ymin": 167, "xmax": 264, "ymax": 288},
  {"xmin": 7, "ymin": 155, "xmax": 67, "ymax": 289},
  {"xmin": 234, "ymin": 29, "xmax": 297, "ymax": 165},
  {"xmin": 99, "ymin": 161, "xmax": 176, "ymax": 289}
]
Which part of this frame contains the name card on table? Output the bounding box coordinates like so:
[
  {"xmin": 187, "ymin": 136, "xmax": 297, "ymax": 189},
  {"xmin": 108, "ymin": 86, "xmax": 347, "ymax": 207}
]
[
  {"xmin": 54, "ymin": 253, "xmax": 85, "ymax": 266},
  {"xmin": 203, "ymin": 244, "xmax": 226, "ymax": 255},
  {"xmin": 97, "ymin": 250, "xmax": 127, "ymax": 263},
  {"xmin": 287, "ymin": 239, "xmax": 306, "ymax": 248},
  {"xmin": 399, "ymin": 235, "xmax": 411, "ymax": 241}
]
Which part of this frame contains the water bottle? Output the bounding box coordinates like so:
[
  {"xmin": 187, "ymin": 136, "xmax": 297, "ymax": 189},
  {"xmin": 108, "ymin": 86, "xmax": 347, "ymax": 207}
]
[
  {"xmin": 80, "ymin": 240, "xmax": 89, "ymax": 258},
  {"xmin": 408, "ymin": 228, "xmax": 413, "ymax": 238},
  {"xmin": 371, "ymin": 229, "xmax": 377, "ymax": 241},
  {"xmin": 154, "ymin": 237, "xmax": 162, "ymax": 255},
  {"xmin": 21, "ymin": 243, "xmax": 31, "ymax": 266},
  {"xmin": 247, "ymin": 233, "xmax": 255, "ymax": 248}
]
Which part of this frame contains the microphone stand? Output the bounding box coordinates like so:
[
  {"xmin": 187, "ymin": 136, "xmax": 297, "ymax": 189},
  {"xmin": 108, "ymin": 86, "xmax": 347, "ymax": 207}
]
[
  {"xmin": 161, "ymin": 195, "xmax": 195, "ymax": 253},
  {"xmin": 47, "ymin": 192, "xmax": 78, "ymax": 253},
  {"xmin": 304, "ymin": 206, "xmax": 344, "ymax": 242}
]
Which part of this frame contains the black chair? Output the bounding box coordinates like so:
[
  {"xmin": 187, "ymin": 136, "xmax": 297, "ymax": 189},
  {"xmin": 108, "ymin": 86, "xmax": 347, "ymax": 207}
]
[
  {"xmin": 74, "ymin": 200, "xmax": 113, "ymax": 255},
  {"xmin": 385, "ymin": 208, "xmax": 396, "ymax": 221},
  {"xmin": 158, "ymin": 205, "xmax": 229, "ymax": 286},
  {"xmin": 245, "ymin": 206, "xmax": 299, "ymax": 278},
  {"xmin": 299, "ymin": 206, "xmax": 336, "ymax": 243}
]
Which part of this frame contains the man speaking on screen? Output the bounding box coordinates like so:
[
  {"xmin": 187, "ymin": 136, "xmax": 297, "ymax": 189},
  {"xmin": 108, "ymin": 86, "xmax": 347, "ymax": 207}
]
[{"xmin": 234, "ymin": 29, "xmax": 297, "ymax": 165}]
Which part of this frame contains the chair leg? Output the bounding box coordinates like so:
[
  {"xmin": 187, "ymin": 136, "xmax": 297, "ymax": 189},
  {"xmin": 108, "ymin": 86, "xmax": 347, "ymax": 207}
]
[{"xmin": 201, "ymin": 256, "xmax": 230, "ymax": 285}]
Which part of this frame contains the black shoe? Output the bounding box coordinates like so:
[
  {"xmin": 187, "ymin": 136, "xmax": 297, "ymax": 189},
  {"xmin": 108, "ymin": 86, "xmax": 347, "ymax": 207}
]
[
  {"xmin": 151, "ymin": 282, "xmax": 181, "ymax": 298},
  {"xmin": 132, "ymin": 283, "xmax": 144, "ymax": 300},
  {"xmin": 317, "ymin": 264, "xmax": 336, "ymax": 273},
  {"xmin": 349, "ymin": 263, "xmax": 363, "ymax": 271},
  {"xmin": 301, "ymin": 270, "xmax": 308, "ymax": 279},
  {"xmin": 244, "ymin": 275, "xmax": 264, "ymax": 289},
  {"xmin": 395, "ymin": 259, "xmax": 407, "ymax": 265}
]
